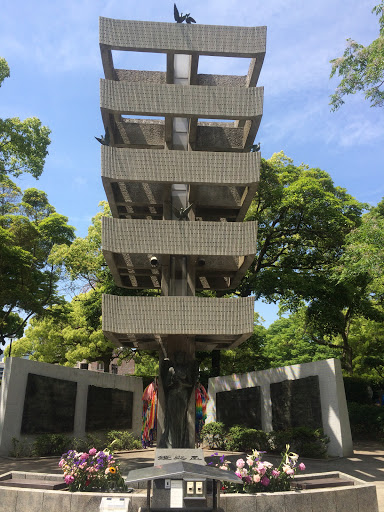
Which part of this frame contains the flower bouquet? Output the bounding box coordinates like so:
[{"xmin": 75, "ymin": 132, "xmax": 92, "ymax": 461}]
[
  {"xmin": 59, "ymin": 448, "xmax": 126, "ymax": 492},
  {"xmin": 216, "ymin": 444, "xmax": 305, "ymax": 493}
]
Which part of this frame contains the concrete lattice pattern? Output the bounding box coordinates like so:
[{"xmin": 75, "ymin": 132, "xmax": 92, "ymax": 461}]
[{"xmin": 99, "ymin": 17, "xmax": 265, "ymax": 352}]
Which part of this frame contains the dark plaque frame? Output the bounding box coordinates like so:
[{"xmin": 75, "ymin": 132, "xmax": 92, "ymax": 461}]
[
  {"xmin": 86, "ymin": 386, "xmax": 133, "ymax": 430},
  {"xmin": 21, "ymin": 373, "xmax": 77, "ymax": 434},
  {"xmin": 216, "ymin": 386, "xmax": 261, "ymax": 429},
  {"xmin": 270, "ymin": 376, "xmax": 323, "ymax": 431}
]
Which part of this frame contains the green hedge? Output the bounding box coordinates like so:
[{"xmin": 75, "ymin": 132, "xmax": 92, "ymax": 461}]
[
  {"xmin": 347, "ymin": 401, "xmax": 384, "ymax": 440},
  {"xmin": 268, "ymin": 427, "xmax": 329, "ymax": 459},
  {"xmin": 9, "ymin": 430, "xmax": 141, "ymax": 458},
  {"xmin": 201, "ymin": 422, "xmax": 329, "ymax": 458},
  {"xmin": 225, "ymin": 426, "xmax": 268, "ymax": 452}
]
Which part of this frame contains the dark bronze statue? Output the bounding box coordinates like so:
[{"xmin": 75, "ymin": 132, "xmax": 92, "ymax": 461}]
[
  {"xmin": 174, "ymin": 4, "xmax": 196, "ymax": 24},
  {"xmin": 158, "ymin": 352, "xmax": 199, "ymax": 448},
  {"xmin": 95, "ymin": 127, "xmax": 110, "ymax": 146}
]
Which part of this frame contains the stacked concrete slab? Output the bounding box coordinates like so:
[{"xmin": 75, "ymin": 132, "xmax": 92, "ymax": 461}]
[{"xmin": 99, "ymin": 17, "xmax": 266, "ymax": 446}]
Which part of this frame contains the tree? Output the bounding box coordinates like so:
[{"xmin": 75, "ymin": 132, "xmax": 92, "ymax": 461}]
[
  {"xmin": 0, "ymin": 186, "xmax": 75, "ymax": 353},
  {"xmin": 240, "ymin": 152, "xmax": 365, "ymax": 302},
  {"xmin": 329, "ymin": 2, "xmax": 384, "ymax": 110},
  {"xmin": 338, "ymin": 200, "xmax": 384, "ymax": 296},
  {"xmin": 263, "ymin": 310, "xmax": 341, "ymax": 369},
  {"xmin": 0, "ymin": 58, "xmax": 60, "ymax": 354},
  {"xmin": 8, "ymin": 297, "xmax": 133, "ymax": 371},
  {"xmin": 22, "ymin": 202, "xmax": 157, "ymax": 370},
  {"xmin": 295, "ymin": 200, "xmax": 384, "ymax": 374},
  {"xmin": 347, "ymin": 317, "xmax": 384, "ymax": 379},
  {"xmin": 1, "ymin": 58, "xmax": 51, "ymax": 180}
]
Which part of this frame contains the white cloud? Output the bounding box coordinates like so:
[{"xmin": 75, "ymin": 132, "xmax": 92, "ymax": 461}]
[{"xmin": 326, "ymin": 117, "xmax": 384, "ymax": 148}]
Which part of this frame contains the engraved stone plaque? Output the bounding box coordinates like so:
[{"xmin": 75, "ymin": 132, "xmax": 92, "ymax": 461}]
[
  {"xmin": 216, "ymin": 386, "xmax": 261, "ymax": 429},
  {"xmin": 21, "ymin": 373, "xmax": 77, "ymax": 434},
  {"xmin": 271, "ymin": 375, "xmax": 323, "ymax": 431},
  {"xmin": 86, "ymin": 386, "xmax": 133, "ymax": 430}
]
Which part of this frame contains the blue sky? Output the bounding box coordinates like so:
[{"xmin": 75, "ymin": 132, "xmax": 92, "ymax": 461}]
[{"xmin": 1, "ymin": 0, "xmax": 383, "ymax": 327}]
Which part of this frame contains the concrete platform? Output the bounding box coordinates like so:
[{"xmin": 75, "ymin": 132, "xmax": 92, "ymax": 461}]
[{"xmin": 0, "ymin": 443, "xmax": 383, "ymax": 510}]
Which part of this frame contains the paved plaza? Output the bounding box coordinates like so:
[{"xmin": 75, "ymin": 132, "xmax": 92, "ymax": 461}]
[{"xmin": 0, "ymin": 442, "xmax": 383, "ymax": 510}]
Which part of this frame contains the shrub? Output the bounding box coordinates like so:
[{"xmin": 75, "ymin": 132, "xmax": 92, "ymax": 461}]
[
  {"xmin": 72, "ymin": 433, "xmax": 104, "ymax": 453},
  {"xmin": 201, "ymin": 422, "xmax": 226, "ymax": 449},
  {"xmin": 32, "ymin": 433, "xmax": 72, "ymax": 457},
  {"xmin": 106, "ymin": 430, "xmax": 141, "ymax": 451},
  {"xmin": 9, "ymin": 437, "xmax": 33, "ymax": 458},
  {"xmin": 347, "ymin": 401, "xmax": 384, "ymax": 440},
  {"xmin": 225, "ymin": 425, "xmax": 269, "ymax": 452},
  {"xmin": 269, "ymin": 427, "xmax": 329, "ymax": 459}
]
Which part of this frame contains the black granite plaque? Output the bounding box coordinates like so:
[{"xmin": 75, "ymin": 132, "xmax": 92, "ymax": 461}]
[
  {"xmin": 270, "ymin": 376, "xmax": 323, "ymax": 431},
  {"xmin": 86, "ymin": 386, "xmax": 133, "ymax": 430},
  {"xmin": 21, "ymin": 373, "xmax": 77, "ymax": 434},
  {"xmin": 216, "ymin": 386, "xmax": 261, "ymax": 429}
]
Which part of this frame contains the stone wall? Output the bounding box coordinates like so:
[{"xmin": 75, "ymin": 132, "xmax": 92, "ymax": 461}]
[
  {"xmin": 207, "ymin": 358, "xmax": 353, "ymax": 457},
  {"xmin": 0, "ymin": 358, "xmax": 142, "ymax": 456},
  {"xmin": 0, "ymin": 471, "xmax": 378, "ymax": 512}
]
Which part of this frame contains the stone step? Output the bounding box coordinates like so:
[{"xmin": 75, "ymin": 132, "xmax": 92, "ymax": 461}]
[
  {"xmin": 0, "ymin": 478, "xmax": 67, "ymax": 490},
  {"xmin": 292, "ymin": 477, "xmax": 354, "ymax": 490}
]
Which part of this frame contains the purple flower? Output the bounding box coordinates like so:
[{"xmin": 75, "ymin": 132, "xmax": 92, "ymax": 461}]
[{"xmin": 261, "ymin": 476, "xmax": 270, "ymax": 487}]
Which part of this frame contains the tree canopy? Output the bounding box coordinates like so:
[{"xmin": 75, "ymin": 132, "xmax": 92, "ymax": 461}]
[
  {"xmin": 240, "ymin": 151, "xmax": 366, "ymax": 303},
  {"xmin": 329, "ymin": 2, "xmax": 384, "ymax": 110},
  {"xmin": 0, "ymin": 184, "xmax": 75, "ymax": 353},
  {"xmin": 0, "ymin": 57, "xmax": 74, "ymax": 354},
  {"xmin": 0, "ymin": 58, "xmax": 51, "ymax": 180},
  {"xmin": 9, "ymin": 202, "xmax": 157, "ymax": 369}
]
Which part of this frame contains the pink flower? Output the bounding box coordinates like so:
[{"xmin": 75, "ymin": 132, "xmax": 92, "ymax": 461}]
[
  {"xmin": 244, "ymin": 476, "xmax": 252, "ymax": 484},
  {"xmin": 252, "ymin": 474, "xmax": 261, "ymax": 483},
  {"xmin": 284, "ymin": 467, "xmax": 294, "ymax": 476},
  {"xmin": 64, "ymin": 475, "xmax": 75, "ymax": 485},
  {"xmin": 236, "ymin": 458, "xmax": 245, "ymax": 469},
  {"xmin": 235, "ymin": 471, "xmax": 242, "ymax": 478},
  {"xmin": 246, "ymin": 457, "xmax": 254, "ymax": 467},
  {"xmin": 261, "ymin": 476, "xmax": 270, "ymax": 487},
  {"xmin": 58, "ymin": 459, "xmax": 65, "ymax": 468},
  {"xmin": 299, "ymin": 463, "xmax": 306, "ymax": 471},
  {"xmin": 80, "ymin": 453, "xmax": 89, "ymax": 460},
  {"xmin": 257, "ymin": 463, "xmax": 266, "ymax": 475},
  {"xmin": 219, "ymin": 465, "xmax": 228, "ymax": 471},
  {"xmin": 89, "ymin": 448, "xmax": 97, "ymax": 456},
  {"xmin": 272, "ymin": 470, "xmax": 280, "ymax": 478}
]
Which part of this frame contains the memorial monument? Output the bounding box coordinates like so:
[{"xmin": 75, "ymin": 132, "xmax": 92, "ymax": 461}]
[{"xmin": 99, "ymin": 15, "xmax": 266, "ymax": 448}]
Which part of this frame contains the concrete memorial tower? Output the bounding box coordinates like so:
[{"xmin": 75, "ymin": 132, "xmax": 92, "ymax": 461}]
[{"xmin": 99, "ymin": 16, "xmax": 266, "ymax": 448}]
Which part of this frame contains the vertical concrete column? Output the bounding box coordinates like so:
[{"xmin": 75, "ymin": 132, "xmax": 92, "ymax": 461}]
[
  {"xmin": 73, "ymin": 380, "xmax": 88, "ymax": 439},
  {"xmin": 158, "ymin": 53, "xmax": 197, "ymax": 448}
]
